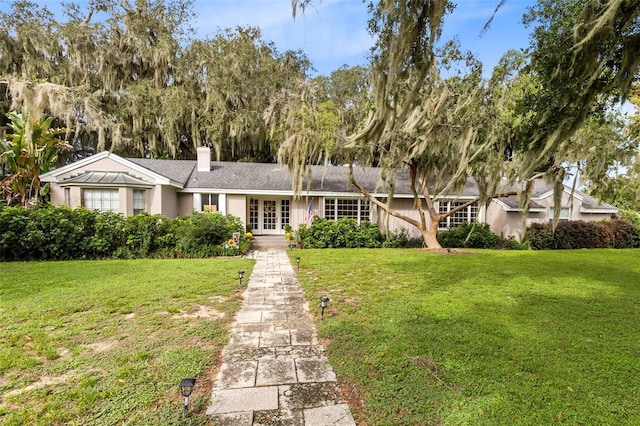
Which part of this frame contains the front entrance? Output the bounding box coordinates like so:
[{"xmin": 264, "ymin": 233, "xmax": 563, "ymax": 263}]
[{"xmin": 249, "ymin": 198, "xmax": 290, "ymax": 235}]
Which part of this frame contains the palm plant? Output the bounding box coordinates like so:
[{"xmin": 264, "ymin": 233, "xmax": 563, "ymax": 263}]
[{"xmin": 0, "ymin": 111, "xmax": 70, "ymax": 206}]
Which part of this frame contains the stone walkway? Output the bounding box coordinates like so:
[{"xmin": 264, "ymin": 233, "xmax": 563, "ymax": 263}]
[{"xmin": 206, "ymin": 249, "xmax": 356, "ymax": 426}]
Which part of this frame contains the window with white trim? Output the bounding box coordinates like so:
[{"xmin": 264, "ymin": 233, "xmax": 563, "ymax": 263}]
[
  {"xmin": 324, "ymin": 198, "xmax": 370, "ymax": 223},
  {"xmin": 549, "ymin": 207, "xmax": 570, "ymax": 222},
  {"xmin": 83, "ymin": 188, "xmax": 119, "ymax": 213},
  {"xmin": 438, "ymin": 200, "xmax": 478, "ymax": 229},
  {"xmin": 133, "ymin": 190, "xmax": 145, "ymax": 215},
  {"xmin": 200, "ymin": 194, "xmax": 219, "ymax": 212}
]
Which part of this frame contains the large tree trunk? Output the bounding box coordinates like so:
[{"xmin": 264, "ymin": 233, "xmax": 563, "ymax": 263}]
[{"xmin": 421, "ymin": 218, "xmax": 442, "ymax": 249}]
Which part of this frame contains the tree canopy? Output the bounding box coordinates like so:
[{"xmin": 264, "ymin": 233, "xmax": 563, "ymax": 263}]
[
  {"xmin": 276, "ymin": 0, "xmax": 640, "ymax": 247},
  {"xmin": 2, "ymin": 0, "xmax": 639, "ymax": 247},
  {"xmin": 0, "ymin": 0, "xmax": 311, "ymax": 161}
]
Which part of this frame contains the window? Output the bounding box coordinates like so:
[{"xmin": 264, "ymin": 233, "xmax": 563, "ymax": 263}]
[
  {"xmin": 133, "ymin": 190, "xmax": 145, "ymax": 215},
  {"xmin": 549, "ymin": 207, "xmax": 570, "ymax": 222},
  {"xmin": 201, "ymin": 194, "xmax": 219, "ymax": 212},
  {"xmin": 83, "ymin": 189, "xmax": 119, "ymax": 212},
  {"xmin": 281, "ymin": 199, "xmax": 290, "ymax": 229},
  {"xmin": 249, "ymin": 198, "xmax": 259, "ymax": 230},
  {"xmin": 64, "ymin": 188, "xmax": 70, "ymax": 207},
  {"xmin": 324, "ymin": 198, "xmax": 370, "ymax": 223},
  {"xmin": 438, "ymin": 200, "xmax": 478, "ymax": 229}
]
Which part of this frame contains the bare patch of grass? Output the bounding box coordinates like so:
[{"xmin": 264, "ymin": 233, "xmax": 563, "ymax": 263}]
[{"xmin": 172, "ymin": 304, "xmax": 225, "ymax": 320}]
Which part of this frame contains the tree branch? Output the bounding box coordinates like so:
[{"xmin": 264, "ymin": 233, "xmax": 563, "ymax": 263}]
[{"xmin": 348, "ymin": 164, "xmax": 422, "ymax": 229}]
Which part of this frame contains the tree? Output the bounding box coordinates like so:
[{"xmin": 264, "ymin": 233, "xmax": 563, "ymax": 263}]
[
  {"xmin": 0, "ymin": 111, "xmax": 70, "ymax": 206},
  {"xmin": 0, "ymin": 0, "xmax": 309, "ymax": 161},
  {"xmin": 278, "ymin": 0, "xmax": 640, "ymax": 248},
  {"xmin": 584, "ymin": 84, "xmax": 640, "ymax": 210}
]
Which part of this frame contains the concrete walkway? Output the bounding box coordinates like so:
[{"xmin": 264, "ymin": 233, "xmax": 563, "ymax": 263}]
[{"xmin": 206, "ymin": 249, "xmax": 356, "ymax": 426}]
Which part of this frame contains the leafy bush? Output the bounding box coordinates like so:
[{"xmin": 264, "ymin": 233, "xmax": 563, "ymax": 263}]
[
  {"xmin": 438, "ymin": 222, "xmax": 502, "ymax": 249},
  {"xmin": 176, "ymin": 212, "xmax": 245, "ymax": 258},
  {"xmin": 0, "ymin": 206, "xmax": 103, "ymax": 260},
  {"xmin": 496, "ymin": 236, "xmax": 531, "ymax": 250},
  {"xmin": 526, "ymin": 219, "xmax": 640, "ymax": 249},
  {"xmin": 0, "ymin": 205, "xmax": 248, "ymax": 261},
  {"xmin": 297, "ymin": 217, "xmax": 384, "ymax": 249},
  {"xmin": 382, "ymin": 228, "xmax": 424, "ymax": 248},
  {"xmin": 617, "ymin": 208, "xmax": 640, "ymax": 227}
]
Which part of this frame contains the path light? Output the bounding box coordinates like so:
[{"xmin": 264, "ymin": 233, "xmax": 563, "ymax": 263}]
[
  {"xmin": 320, "ymin": 296, "xmax": 330, "ymax": 319},
  {"xmin": 296, "ymin": 257, "xmax": 300, "ymax": 270},
  {"xmin": 238, "ymin": 270, "xmax": 245, "ymax": 285},
  {"xmin": 179, "ymin": 378, "xmax": 196, "ymax": 416}
]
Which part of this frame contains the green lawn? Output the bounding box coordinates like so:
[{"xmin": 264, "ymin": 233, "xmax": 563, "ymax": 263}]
[
  {"xmin": 0, "ymin": 258, "xmax": 253, "ymax": 425},
  {"xmin": 3, "ymin": 250, "xmax": 639, "ymax": 425},
  {"xmin": 294, "ymin": 249, "xmax": 640, "ymax": 425}
]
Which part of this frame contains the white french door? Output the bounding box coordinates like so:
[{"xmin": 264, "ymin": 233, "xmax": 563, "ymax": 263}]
[{"xmin": 249, "ymin": 198, "xmax": 290, "ymax": 235}]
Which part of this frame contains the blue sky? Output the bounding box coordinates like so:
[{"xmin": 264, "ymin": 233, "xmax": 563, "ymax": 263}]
[
  {"xmin": 26, "ymin": 0, "xmax": 539, "ymax": 76},
  {"xmin": 193, "ymin": 0, "xmax": 539, "ymax": 76}
]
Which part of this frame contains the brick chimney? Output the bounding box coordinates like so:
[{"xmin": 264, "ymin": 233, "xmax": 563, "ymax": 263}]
[{"xmin": 197, "ymin": 146, "xmax": 211, "ymax": 172}]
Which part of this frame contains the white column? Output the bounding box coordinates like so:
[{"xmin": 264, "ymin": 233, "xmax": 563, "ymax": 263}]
[
  {"xmin": 193, "ymin": 193, "xmax": 201, "ymax": 212},
  {"xmin": 218, "ymin": 194, "xmax": 227, "ymax": 215}
]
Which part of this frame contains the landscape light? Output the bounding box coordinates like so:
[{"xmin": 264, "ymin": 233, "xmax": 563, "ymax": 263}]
[
  {"xmin": 238, "ymin": 270, "xmax": 245, "ymax": 285},
  {"xmin": 296, "ymin": 257, "xmax": 300, "ymax": 270},
  {"xmin": 320, "ymin": 296, "xmax": 330, "ymax": 319},
  {"xmin": 179, "ymin": 378, "xmax": 196, "ymax": 416}
]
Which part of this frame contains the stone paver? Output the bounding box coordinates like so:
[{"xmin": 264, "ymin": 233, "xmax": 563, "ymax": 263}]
[{"xmin": 207, "ymin": 249, "xmax": 356, "ymax": 425}]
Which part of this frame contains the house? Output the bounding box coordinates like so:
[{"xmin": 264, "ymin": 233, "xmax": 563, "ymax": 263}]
[{"xmin": 40, "ymin": 147, "xmax": 617, "ymax": 240}]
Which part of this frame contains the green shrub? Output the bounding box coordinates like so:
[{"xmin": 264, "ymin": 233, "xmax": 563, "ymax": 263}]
[
  {"xmin": 496, "ymin": 236, "xmax": 531, "ymax": 250},
  {"xmin": 176, "ymin": 212, "xmax": 245, "ymax": 257},
  {"xmin": 0, "ymin": 206, "xmax": 30, "ymax": 261},
  {"xmin": 438, "ymin": 222, "xmax": 502, "ymax": 249},
  {"xmin": 382, "ymin": 227, "xmax": 424, "ymax": 248},
  {"xmin": 88, "ymin": 210, "xmax": 125, "ymax": 258},
  {"xmin": 298, "ymin": 217, "xmax": 384, "ymax": 249},
  {"xmin": 526, "ymin": 219, "xmax": 640, "ymax": 249},
  {"xmin": 617, "ymin": 208, "xmax": 640, "ymax": 227},
  {"xmin": 0, "ymin": 205, "xmax": 248, "ymax": 261}
]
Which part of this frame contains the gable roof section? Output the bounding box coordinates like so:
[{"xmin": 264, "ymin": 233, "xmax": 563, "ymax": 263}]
[{"xmin": 41, "ymin": 152, "xmax": 187, "ymax": 188}]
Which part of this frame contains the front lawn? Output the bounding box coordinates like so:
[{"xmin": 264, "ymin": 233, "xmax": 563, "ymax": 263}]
[
  {"xmin": 0, "ymin": 258, "xmax": 253, "ymax": 425},
  {"xmin": 294, "ymin": 249, "xmax": 640, "ymax": 425}
]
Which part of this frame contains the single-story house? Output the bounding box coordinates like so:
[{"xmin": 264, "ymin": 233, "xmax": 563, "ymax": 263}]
[{"xmin": 40, "ymin": 147, "xmax": 617, "ymax": 240}]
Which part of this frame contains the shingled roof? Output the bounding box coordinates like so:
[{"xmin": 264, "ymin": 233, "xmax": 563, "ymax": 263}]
[{"xmin": 123, "ymin": 158, "xmax": 482, "ymax": 197}]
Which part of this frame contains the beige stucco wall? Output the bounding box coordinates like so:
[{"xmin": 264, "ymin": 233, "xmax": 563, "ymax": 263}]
[
  {"xmin": 487, "ymin": 191, "xmax": 615, "ymax": 241},
  {"xmin": 227, "ymin": 194, "xmax": 247, "ymax": 225},
  {"xmin": 177, "ymin": 193, "xmax": 194, "ymax": 216},
  {"xmin": 157, "ymin": 186, "xmax": 178, "ymax": 218},
  {"xmin": 291, "ymin": 197, "xmax": 317, "ymax": 230}
]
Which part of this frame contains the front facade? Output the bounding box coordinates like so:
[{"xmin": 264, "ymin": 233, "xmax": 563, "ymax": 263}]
[{"xmin": 41, "ymin": 148, "xmax": 617, "ymax": 240}]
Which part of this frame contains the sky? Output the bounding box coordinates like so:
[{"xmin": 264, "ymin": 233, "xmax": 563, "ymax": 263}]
[
  {"xmin": 24, "ymin": 0, "xmax": 540, "ymax": 77},
  {"xmin": 191, "ymin": 0, "xmax": 540, "ymax": 76}
]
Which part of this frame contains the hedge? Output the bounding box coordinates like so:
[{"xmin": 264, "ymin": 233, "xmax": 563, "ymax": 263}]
[
  {"xmin": 0, "ymin": 205, "xmax": 248, "ymax": 261},
  {"xmin": 526, "ymin": 219, "xmax": 640, "ymax": 249}
]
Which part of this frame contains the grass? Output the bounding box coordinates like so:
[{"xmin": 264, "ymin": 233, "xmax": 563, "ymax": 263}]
[
  {"xmin": 293, "ymin": 249, "xmax": 640, "ymax": 425},
  {"xmin": 0, "ymin": 258, "xmax": 253, "ymax": 425}
]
